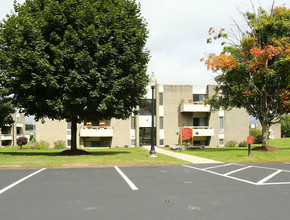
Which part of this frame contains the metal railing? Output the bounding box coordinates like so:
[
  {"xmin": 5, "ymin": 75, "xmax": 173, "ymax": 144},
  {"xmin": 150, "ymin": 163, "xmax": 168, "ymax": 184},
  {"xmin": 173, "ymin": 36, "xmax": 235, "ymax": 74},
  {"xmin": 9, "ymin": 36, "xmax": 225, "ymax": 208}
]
[
  {"xmin": 184, "ymin": 101, "xmax": 206, "ymax": 105},
  {"xmin": 184, "ymin": 126, "xmax": 213, "ymax": 130},
  {"xmin": 81, "ymin": 126, "xmax": 113, "ymax": 129},
  {"xmin": 1, "ymin": 134, "xmax": 12, "ymax": 136}
]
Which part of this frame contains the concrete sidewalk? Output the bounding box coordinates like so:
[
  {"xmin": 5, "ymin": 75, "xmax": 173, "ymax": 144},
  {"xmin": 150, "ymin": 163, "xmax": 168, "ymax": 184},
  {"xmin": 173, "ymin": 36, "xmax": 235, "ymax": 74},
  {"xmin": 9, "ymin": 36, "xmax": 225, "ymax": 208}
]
[{"xmin": 143, "ymin": 146, "xmax": 222, "ymax": 164}]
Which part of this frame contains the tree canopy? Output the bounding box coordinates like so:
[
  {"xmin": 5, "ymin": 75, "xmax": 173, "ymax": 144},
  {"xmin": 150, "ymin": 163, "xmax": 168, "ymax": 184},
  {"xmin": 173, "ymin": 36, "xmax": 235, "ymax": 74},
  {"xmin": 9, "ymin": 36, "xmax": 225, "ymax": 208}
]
[
  {"xmin": 0, "ymin": 0, "xmax": 150, "ymax": 150},
  {"xmin": 281, "ymin": 114, "xmax": 290, "ymax": 137},
  {"xmin": 0, "ymin": 90, "xmax": 14, "ymax": 128},
  {"xmin": 205, "ymin": 5, "xmax": 290, "ymax": 147}
]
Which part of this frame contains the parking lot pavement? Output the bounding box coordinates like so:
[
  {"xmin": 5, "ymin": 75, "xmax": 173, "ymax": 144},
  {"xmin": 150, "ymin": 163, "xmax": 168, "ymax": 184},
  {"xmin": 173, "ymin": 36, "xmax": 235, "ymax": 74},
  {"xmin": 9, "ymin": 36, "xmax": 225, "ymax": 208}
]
[
  {"xmin": 0, "ymin": 169, "xmax": 41, "ymax": 192},
  {"xmin": 0, "ymin": 164, "xmax": 290, "ymax": 220}
]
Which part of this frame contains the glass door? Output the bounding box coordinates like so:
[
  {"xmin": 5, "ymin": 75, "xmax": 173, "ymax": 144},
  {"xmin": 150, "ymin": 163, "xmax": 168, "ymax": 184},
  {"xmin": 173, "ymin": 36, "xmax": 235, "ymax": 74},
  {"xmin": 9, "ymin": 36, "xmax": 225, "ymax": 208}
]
[{"xmin": 139, "ymin": 127, "xmax": 156, "ymax": 146}]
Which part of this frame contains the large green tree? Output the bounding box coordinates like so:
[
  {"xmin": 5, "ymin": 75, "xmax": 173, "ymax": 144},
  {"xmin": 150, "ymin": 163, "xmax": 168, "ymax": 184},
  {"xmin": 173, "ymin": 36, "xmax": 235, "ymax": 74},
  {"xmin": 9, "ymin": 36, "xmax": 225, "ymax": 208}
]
[
  {"xmin": 281, "ymin": 114, "xmax": 290, "ymax": 137},
  {"xmin": 0, "ymin": 89, "xmax": 14, "ymax": 129},
  {"xmin": 0, "ymin": 62, "xmax": 14, "ymax": 128},
  {"xmin": 0, "ymin": 0, "xmax": 149, "ymax": 151},
  {"xmin": 205, "ymin": 5, "xmax": 290, "ymax": 147}
]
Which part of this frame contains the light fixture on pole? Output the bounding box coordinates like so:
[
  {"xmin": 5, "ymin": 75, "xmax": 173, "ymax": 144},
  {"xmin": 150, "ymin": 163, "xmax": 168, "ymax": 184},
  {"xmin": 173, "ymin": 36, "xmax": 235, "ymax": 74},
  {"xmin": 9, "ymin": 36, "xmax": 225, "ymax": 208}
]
[{"xmin": 149, "ymin": 72, "xmax": 157, "ymax": 157}]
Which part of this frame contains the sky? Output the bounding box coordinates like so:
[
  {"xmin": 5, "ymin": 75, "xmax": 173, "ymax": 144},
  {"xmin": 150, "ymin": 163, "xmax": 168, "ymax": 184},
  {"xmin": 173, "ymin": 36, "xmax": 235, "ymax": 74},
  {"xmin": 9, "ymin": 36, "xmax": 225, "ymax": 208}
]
[
  {"xmin": 1, "ymin": 0, "xmax": 288, "ymax": 87},
  {"xmin": 0, "ymin": 0, "xmax": 288, "ymax": 124}
]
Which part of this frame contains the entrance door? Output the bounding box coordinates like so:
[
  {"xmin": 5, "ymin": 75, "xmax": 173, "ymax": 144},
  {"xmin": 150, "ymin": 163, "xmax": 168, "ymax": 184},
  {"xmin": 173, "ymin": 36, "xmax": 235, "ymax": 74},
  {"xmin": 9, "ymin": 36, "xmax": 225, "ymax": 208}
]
[{"xmin": 139, "ymin": 127, "xmax": 156, "ymax": 146}]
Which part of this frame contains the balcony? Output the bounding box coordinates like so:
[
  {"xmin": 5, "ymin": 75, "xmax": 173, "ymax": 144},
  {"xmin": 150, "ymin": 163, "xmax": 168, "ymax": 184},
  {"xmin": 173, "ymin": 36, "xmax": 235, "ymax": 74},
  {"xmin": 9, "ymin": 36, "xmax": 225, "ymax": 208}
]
[
  {"xmin": 17, "ymin": 123, "xmax": 24, "ymax": 128},
  {"xmin": 184, "ymin": 126, "xmax": 214, "ymax": 137},
  {"xmin": 1, "ymin": 134, "xmax": 13, "ymax": 140},
  {"xmin": 180, "ymin": 102, "xmax": 210, "ymax": 112},
  {"xmin": 80, "ymin": 126, "xmax": 113, "ymax": 137}
]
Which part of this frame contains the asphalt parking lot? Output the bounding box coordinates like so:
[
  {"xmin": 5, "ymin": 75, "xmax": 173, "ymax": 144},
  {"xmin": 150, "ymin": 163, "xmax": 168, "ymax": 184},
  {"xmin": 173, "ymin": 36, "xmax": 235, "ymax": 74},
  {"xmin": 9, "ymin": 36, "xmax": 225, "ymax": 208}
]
[{"xmin": 0, "ymin": 163, "xmax": 290, "ymax": 220}]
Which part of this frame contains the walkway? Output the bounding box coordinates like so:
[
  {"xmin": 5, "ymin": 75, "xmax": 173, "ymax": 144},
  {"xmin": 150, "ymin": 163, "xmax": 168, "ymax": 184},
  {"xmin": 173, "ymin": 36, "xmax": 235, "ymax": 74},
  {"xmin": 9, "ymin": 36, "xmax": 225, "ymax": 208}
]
[{"xmin": 143, "ymin": 146, "xmax": 222, "ymax": 164}]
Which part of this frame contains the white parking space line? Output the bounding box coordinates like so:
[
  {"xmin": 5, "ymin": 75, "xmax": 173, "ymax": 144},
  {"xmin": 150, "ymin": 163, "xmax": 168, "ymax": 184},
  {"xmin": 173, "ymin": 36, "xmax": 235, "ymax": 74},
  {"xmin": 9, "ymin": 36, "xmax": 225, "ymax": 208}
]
[
  {"xmin": 0, "ymin": 168, "xmax": 46, "ymax": 195},
  {"xmin": 183, "ymin": 164, "xmax": 290, "ymax": 186},
  {"xmin": 258, "ymin": 181, "xmax": 290, "ymax": 185},
  {"xmin": 114, "ymin": 166, "xmax": 138, "ymax": 191},
  {"xmin": 257, "ymin": 170, "xmax": 282, "ymax": 184},
  {"xmin": 183, "ymin": 165, "xmax": 257, "ymax": 185},
  {"xmin": 247, "ymin": 164, "xmax": 290, "ymax": 173},
  {"xmin": 224, "ymin": 166, "xmax": 252, "ymax": 176},
  {"xmin": 203, "ymin": 163, "xmax": 232, "ymax": 170}
]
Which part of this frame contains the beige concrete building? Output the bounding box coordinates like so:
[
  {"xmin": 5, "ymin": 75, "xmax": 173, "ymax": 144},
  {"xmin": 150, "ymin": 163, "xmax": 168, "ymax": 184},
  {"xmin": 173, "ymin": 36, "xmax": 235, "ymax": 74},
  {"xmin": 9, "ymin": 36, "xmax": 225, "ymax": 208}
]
[
  {"xmin": 0, "ymin": 113, "xmax": 26, "ymax": 147},
  {"xmin": 250, "ymin": 123, "xmax": 281, "ymax": 139},
  {"xmin": 35, "ymin": 85, "xmax": 249, "ymax": 148}
]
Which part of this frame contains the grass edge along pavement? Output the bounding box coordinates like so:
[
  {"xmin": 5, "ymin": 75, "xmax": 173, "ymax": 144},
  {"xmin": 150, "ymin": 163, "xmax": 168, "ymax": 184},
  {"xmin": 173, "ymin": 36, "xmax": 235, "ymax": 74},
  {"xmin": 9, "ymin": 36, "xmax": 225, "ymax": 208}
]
[
  {"xmin": 0, "ymin": 147, "xmax": 188, "ymax": 169},
  {"xmin": 167, "ymin": 138, "xmax": 290, "ymax": 163}
]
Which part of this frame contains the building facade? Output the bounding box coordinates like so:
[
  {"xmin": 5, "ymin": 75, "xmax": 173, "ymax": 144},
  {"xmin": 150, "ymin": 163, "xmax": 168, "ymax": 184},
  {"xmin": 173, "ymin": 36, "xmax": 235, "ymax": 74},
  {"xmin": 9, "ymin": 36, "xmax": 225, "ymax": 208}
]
[
  {"xmin": 250, "ymin": 123, "xmax": 281, "ymax": 139},
  {"xmin": 0, "ymin": 113, "xmax": 26, "ymax": 147},
  {"xmin": 35, "ymin": 85, "xmax": 249, "ymax": 148}
]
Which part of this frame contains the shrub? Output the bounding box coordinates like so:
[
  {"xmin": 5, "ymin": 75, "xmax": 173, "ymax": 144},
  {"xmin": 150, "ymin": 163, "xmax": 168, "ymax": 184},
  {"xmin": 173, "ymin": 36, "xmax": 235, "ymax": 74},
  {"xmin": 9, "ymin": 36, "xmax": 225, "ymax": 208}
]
[
  {"xmin": 238, "ymin": 141, "xmax": 247, "ymax": 147},
  {"xmin": 32, "ymin": 141, "xmax": 49, "ymax": 150},
  {"xmin": 226, "ymin": 140, "xmax": 237, "ymax": 147},
  {"xmin": 30, "ymin": 136, "xmax": 36, "ymax": 143},
  {"xmin": 17, "ymin": 136, "xmax": 28, "ymax": 148},
  {"xmin": 29, "ymin": 135, "xmax": 34, "ymax": 142},
  {"xmin": 255, "ymin": 135, "xmax": 263, "ymax": 144},
  {"xmin": 249, "ymin": 129, "xmax": 262, "ymax": 141},
  {"xmin": 54, "ymin": 140, "xmax": 66, "ymax": 149}
]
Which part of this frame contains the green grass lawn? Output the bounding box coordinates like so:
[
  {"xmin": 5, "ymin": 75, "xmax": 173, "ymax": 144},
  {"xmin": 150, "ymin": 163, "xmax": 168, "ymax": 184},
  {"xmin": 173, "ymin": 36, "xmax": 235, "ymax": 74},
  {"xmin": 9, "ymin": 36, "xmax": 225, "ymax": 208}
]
[
  {"xmin": 0, "ymin": 146, "xmax": 186, "ymax": 168},
  {"xmin": 172, "ymin": 138, "xmax": 290, "ymax": 163},
  {"xmin": 1, "ymin": 138, "xmax": 289, "ymax": 168}
]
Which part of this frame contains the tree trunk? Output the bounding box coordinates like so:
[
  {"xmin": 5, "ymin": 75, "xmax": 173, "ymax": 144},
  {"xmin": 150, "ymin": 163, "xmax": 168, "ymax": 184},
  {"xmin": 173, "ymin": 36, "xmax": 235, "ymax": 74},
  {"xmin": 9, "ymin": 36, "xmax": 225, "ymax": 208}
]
[
  {"xmin": 71, "ymin": 120, "xmax": 77, "ymax": 151},
  {"xmin": 261, "ymin": 122, "xmax": 270, "ymax": 147}
]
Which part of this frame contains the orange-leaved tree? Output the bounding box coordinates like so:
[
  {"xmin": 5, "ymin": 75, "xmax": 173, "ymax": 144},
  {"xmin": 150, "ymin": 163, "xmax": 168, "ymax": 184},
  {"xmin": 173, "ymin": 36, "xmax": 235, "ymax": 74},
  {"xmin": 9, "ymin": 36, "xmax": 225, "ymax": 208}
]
[{"xmin": 205, "ymin": 5, "xmax": 289, "ymax": 147}]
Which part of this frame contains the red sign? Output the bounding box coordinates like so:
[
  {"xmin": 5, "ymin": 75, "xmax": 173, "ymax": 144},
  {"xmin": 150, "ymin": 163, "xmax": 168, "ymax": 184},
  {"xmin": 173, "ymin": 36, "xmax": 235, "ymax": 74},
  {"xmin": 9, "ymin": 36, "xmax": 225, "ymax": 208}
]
[
  {"xmin": 247, "ymin": 135, "xmax": 253, "ymax": 144},
  {"xmin": 181, "ymin": 128, "xmax": 192, "ymax": 140}
]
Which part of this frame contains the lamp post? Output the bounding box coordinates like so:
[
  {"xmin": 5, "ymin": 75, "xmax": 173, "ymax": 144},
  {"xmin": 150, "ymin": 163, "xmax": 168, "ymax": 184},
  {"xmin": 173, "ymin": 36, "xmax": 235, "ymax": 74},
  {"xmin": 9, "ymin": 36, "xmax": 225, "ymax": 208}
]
[{"xmin": 149, "ymin": 72, "xmax": 157, "ymax": 157}]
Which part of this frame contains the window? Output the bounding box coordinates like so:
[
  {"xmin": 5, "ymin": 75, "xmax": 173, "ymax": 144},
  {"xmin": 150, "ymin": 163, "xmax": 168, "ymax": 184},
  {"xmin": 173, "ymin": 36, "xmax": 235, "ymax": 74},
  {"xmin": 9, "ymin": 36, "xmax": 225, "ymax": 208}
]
[
  {"xmin": 131, "ymin": 116, "xmax": 135, "ymax": 129},
  {"xmin": 193, "ymin": 118, "xmax": 207, "ymax": 126},
  {"xmin": 159, "ymin": 93, "xmax": 163, "ymax": 105},
  {"xmin": 193, "ymin": 94, "xmax": 207, "ymax": 102},
  {"xmin": 139, "ymin": 99, "xmax": 156, "ymax": 115},
  {"xmin": 131, "ymin": 140, "xmax": 136, "ymax": 146},
  {"xmin": 2, "ymin": 140, "xmax": 12, "ymax": 146},
  {"xmin": 159, "ymin": 117, "xmax": 164, "ymax": 129},
  {"xmin": 104, "ymin": 141, "xmax": 110, "ymax": 146},
  {"xmin": 1, "ymin": 126, "xmax": 11, "ymax": 135},
  {"xmin": 17, "ymin": 127, "xmax": 22, "ymax": 135},
  {"xmin": 84, "ymin": 141, "xmax": 100, "ymax": 147},
  {"xmin": 160, "ymin": 139, "xmax": 164, "ymax": 145},
  {"xmin": 219, "ymin": 139, "xmax": 224, "ymax": 145},
  {"xmin": 219, "ymin": 117, "xmax": 224, "ymax": 129}
]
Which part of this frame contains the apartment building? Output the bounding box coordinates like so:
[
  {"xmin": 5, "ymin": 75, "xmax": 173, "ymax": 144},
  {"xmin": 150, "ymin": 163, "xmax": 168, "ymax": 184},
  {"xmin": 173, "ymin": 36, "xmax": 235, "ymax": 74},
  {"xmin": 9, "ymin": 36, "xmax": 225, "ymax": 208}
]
[
  {"xmin": 0, "ymin": 113, "xmax": 26, "ymax": 147},
  {"xmin": 35, "ymin": 85, "xmax": 249, "ymax": 148},
  {"xmin": 250, "ymin": 123, "xmax": 281, "ymax": 139}
]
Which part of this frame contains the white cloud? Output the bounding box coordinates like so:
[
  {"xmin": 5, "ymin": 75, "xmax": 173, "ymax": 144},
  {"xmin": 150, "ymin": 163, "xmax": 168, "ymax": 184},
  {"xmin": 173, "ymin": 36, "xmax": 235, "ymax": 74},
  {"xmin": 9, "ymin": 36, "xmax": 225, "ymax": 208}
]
[
  {"xmin": 138, "ymin": 0, "xmax": 288, "ymax": 86},
  {"xmin": 1, "ymin": 0, "xmax": 288, "ymax": 87}
]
